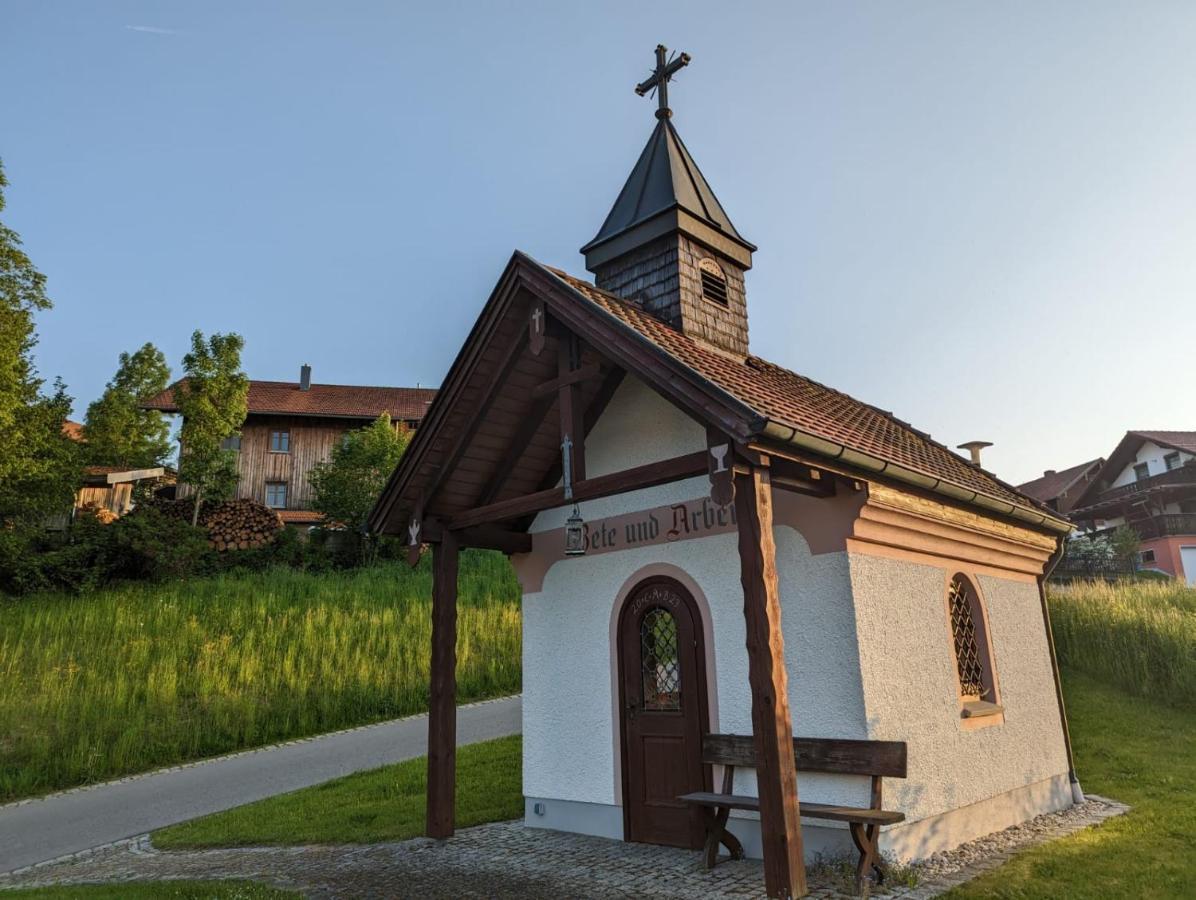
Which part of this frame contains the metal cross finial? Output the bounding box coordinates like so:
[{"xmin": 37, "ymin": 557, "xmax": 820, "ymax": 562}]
[{"xmin": 635, "ymin": 44, "xmax": 691, "ymax": 119}]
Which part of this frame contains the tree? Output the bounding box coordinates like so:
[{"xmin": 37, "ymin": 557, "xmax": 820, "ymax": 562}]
[
  {"xmin": 174, "ymin": 331, "xmax": 249, "ymax": 526},
  {"xmin": 310, "ymin": 413, "xmax": 411, "ymax": 560},
  {"xmin": 1110, "ymin": 524, "xmax": 1141, "ymax": 567},
  {"xmin": 0, "ymin": 159, "xmax": 82, "ymax": 528},
  {"xmin": 84, "ymin": 343, "xmax": 172, "ymax": 468}
]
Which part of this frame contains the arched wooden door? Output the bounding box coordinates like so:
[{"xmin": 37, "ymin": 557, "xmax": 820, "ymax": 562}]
[{"xmin": 617, "ymin": 577, "xmax": 710, "ymax": 848}]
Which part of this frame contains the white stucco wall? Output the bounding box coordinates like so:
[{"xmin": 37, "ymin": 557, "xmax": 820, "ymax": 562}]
[
  {"xmin": 522, "ymin": 376, "xmax": 866, "ymax": 810},
  {"xmin": 520, "ymin": 374, "xmax": 1071, "ymax": 860},
  {"xmin": 848, "ymin": 554, "xmax": 1071, "ymax": 848}
]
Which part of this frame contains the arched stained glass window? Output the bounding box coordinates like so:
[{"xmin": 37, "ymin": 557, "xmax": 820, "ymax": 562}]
[{"xmin": 641, "ymin": 607, "xmax": 681, "ymax": 710}]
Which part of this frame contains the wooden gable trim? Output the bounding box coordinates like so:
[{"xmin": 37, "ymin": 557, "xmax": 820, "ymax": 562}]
[{"xmin": 370, "ymin": 253, "xmax": 761, "ymax": 535}]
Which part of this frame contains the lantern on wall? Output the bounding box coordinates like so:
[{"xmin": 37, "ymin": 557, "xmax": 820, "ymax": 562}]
[{"xmin": 564, "ymin": 504, "xmax": 586, "ymax": 556}]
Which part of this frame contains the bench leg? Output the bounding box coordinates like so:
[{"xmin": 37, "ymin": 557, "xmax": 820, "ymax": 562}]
[
  {"xmin": 849, "ymin": 822, "xmax": 882, "ymax": 894},
  {"xmin": 701, "ymin": 806, "xmax": 744, "ymax": 869}
]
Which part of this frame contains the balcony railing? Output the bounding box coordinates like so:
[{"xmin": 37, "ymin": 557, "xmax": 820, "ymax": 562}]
[
  {"xmin": 1095, "ymin": 466, "xmax": 1196, "ymax": 504},
  {"xmin": 1083, "ymin": 514, "xmax": 1196, "ymax": 543}
]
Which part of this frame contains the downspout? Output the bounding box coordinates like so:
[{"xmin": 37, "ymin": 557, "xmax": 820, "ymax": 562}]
[{"xmin": 1038, "ymin": 536, "xmax": 1085, "ymax": 804}]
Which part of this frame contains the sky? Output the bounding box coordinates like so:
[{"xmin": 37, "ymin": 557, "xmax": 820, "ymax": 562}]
[{"xmin": 3, "ymin": 1, "xmax": 1195, "ymax": 486}]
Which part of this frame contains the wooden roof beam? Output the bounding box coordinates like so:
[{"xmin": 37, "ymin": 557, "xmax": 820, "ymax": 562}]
[{"xmin": 450, "ymin": 450, "xmax": 707, "ymax": 530}]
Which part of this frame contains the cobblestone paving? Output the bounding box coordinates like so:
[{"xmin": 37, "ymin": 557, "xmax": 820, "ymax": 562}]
[{"xmin": 0, "ymin": 796, "xmax": 1128, "ymax": 899}]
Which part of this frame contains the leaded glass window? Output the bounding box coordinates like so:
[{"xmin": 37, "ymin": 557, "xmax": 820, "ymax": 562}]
[
  {"xmin": 640, "ymin": 607, "xmax": 681, "ymax": 710},
  {"xmin": 948, "ymin": 576, "xmax": 987, "ymax": 698}
]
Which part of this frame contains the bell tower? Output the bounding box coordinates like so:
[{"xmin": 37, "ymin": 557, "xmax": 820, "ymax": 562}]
[{"xmin": 581, "ymin": 45, "xmax": 756, "ymax": 357}]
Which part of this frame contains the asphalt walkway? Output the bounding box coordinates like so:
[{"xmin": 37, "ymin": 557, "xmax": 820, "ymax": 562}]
[{"xmin": 0, "ymin": 695, "xmax": 521, "ymax": 874}]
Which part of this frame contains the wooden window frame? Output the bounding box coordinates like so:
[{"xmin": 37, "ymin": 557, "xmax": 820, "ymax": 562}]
[
  {"xmin": 942, "ymin": 573, "xmax": 1003, "ymax": 729},
  {"xmin": 265, "ymin": 481, "xmax": 288, "ymax": 509},
  {"xmin": 1133, "ymin": 462, "xmax": 1150, "ymax": 481},
  {"xmin": 1165, "ymin": 452, "xmax": 1181, "ymax": 472},
  {"xmin": 270, "ymin": 429, "xmax": 290, "ymax": 454}
]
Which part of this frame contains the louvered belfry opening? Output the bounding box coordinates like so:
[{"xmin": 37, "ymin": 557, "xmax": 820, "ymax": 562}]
[
  {"xmin": 699, "ymin": 258, "xmax": 729, "ymax": 305},
  {"xmin": 948, "ymin": 577, "xmax": 987, "ymax": 698},
  {"xmin": 641, "ymin": 606, "xmax": 682, "ymax": 711}
]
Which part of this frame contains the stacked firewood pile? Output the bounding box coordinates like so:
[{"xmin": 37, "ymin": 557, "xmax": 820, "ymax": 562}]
[
  {"xmin": 78, "ymin": 502, "xmax": 119, "ymax": 525},
  {"xmin": 202, "ymin": 499, "xmax": 284, "ymax": 551},
  {"xmin": 134, "ymin": 496, "xmax": 283, "ymax": 551}
]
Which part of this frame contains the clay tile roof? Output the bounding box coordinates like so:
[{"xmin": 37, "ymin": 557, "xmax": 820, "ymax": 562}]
[
  {"xmin": 143, "ymin": 381, "xmax": 437, "ymax": 422},
  {"xmin": 549, "ymin": 268, "xmax": 1037, "ymax": 511},
  {"xmin": 1129, "ymin": 431, "xmax": 1196, "ymax": 455},
  {"xmin": 62, "ymin": 420, "xmax": 85, "ymax": 441},
  {"xmin": 1016, "ymin": 459, "xmax": 1103, "ymax": 504}
]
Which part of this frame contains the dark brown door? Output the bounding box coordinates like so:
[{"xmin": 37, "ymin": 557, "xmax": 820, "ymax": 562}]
[{"xmin": 618, "ymin": 577, "xmax": 710, "ymax": 848}]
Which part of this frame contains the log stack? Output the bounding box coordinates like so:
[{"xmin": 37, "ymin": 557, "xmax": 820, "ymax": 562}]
[
  {"xmin": 131, "ymin": 496, "xmax": 283, "ymax": 551},
  {"xmin": 202, "ymin": 499, "xmax": 284, "ymax": 551}
]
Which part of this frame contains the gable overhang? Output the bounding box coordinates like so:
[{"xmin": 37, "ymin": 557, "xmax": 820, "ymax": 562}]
[{"xmin": 368, "ymin": 252, "xmax": 763, "ymax": 536}]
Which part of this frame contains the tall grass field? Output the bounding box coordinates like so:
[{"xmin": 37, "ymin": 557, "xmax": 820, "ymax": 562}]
[
  {"xmin": 0, "ymin": 553, "xmax": 521, "ymax": 801},
  {"xmin": 1049, "ymin": 579, "xmax": 1196, "ymax": 711}
]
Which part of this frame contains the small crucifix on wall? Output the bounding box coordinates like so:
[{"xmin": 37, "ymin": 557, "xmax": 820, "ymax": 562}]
[{"xmin": 529, "ymin": 301, "xmax": 546, "ymax": 356}]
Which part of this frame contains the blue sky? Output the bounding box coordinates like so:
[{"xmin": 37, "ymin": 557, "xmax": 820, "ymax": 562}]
[{"xmin": 3, "ymin": 1, "xmax": 1194, "ymax": 485}]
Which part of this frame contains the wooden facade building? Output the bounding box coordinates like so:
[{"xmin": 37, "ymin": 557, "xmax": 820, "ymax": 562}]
[{"xmin": 145, "ymin": 369, "xmax": 435, "ymax": 523}]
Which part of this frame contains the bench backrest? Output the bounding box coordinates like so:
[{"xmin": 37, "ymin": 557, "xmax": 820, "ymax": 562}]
[{"xmin": 701, "ymin": 733, "xmax": 907, "ymax": 779}]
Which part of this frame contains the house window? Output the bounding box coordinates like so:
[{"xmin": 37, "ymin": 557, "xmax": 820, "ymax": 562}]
[
  {"xmin": 946, "ymin": 575, "xmax": 1001, "ymax": 719},
  {"xmin": 698, "ymin": 257, "xmax": 729, "ymax": 306},
  {"xmin": 270, "ymin": 430, "xmax": 290, "ymax": 453},
  {"xmin": 1134, "ymin": 462, "xmax": 1150, "ymax": 481},
  {"xmin": 1140, "ymin": 549, "xmax": 1157, "ymax": 565},
  {"xmin": 1165, "ymin": 452, "xmax": 1182, "ymax": 471},
  {"xmin": 220, "ymin": 435, "xmax": 241, "ymax": 451},
  {"xmin": 265, "ymin": 482, "xmax": 288, "ymax": 509}
]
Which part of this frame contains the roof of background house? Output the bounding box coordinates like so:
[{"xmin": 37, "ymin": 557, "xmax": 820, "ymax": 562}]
[
  {"xmin": 1127, "ymin": 430, "xmax": 1196, "ymax": 455},
  {"xmin": 62, "ymin": 420, "xmax": 85, "ymax": 441},
  {"xmin": 1016, "ymin": 458, "xmax": 1104, "ymax": 504},
  {"xmin": 143, "ymin": 381, "xmax": 437, "ymax": 422},
  {"xmin": 551, "ymin": 265, "xmax": 1044, "ymax": 514}
]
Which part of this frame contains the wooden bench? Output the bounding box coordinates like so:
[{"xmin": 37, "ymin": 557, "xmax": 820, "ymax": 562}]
[{"xmin": 679, "ymin": 733, "xmax": 908, "ymax": 892}]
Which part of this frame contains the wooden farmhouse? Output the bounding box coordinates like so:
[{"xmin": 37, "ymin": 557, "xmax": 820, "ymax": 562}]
[
  {"xmin": 371, "ymin": 48, "xmax": 1079, "ymax": 898},
  {"xmin": 145, "ymin": 368, "xmax": 435, "ymax": 524}
]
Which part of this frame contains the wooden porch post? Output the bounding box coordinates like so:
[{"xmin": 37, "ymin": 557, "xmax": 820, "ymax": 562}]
[
  {"xmin": 426, "ymin": 530, "xmax": 459, "ymax": 839},
  {"xmin": 735, "ymin": 464, "xmax": 807, "ymax": 899}
]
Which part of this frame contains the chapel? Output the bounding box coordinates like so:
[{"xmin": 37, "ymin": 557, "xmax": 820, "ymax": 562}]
[{"xmin": 371, "ymin": 46, "xmax": 1077, "ymax": 899}]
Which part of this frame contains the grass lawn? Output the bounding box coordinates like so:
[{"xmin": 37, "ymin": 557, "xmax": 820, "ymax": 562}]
[
  {"xmin": 0, "ymin": 554, "xmax": 521, "ymax": 801},
  {"xmin": 947, "ymin": 670, "xmax": 1196, "ymax": 898},
  {"xmin": 154, "ymin": 734, "xmax": 523, "ymax": 848},
  {"xmin": 0, "ymin": 882, "xmax": 297, "ymax": 899}
]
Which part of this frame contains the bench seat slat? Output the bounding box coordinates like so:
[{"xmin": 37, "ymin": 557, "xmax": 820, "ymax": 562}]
[{"xmin": 679, "ymin": 792, "xmax": 905, "ymax": 826}]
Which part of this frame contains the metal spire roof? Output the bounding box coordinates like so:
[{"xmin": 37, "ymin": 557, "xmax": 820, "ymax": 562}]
[{"xmin": 580, "ymin": 117, "xmax": 756, "ymax": 266}]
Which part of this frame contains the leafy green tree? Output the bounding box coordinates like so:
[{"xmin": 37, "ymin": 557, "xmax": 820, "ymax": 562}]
[
  {"xmin": 311, "ymin": 413, "xmax": 411, "ymax": 560},
  {"xmin": 83, "ymin": 342, "xmax": 173, "ymax": 468},
  {"xmin": 1110, "ymin": 524, "xmax": 1142, "ymax": 567},
  {"xmin": 0, "ymin": 160, "xmax": 82, "ymax": 528},
  {"xmin": 174, "ymin": 331, "xmax": 249, "ymax": 526}
]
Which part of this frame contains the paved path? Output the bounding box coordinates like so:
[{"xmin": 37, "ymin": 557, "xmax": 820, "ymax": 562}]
[
  {"xmin": 0, "ymin": 695, "xmax": 521, "ymax": 875},
  {"xmin": 0, "ymin": 797, "xmax": 1131, "ymax": 899}
]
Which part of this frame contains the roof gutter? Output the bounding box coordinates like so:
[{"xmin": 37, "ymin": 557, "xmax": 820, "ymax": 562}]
[{"xmin": 759, "ymin": 420, "xmax": 1073, "ymax": 535}]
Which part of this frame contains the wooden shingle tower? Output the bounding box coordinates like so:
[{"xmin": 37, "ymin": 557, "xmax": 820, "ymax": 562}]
[{"xmin": 581, "ymin": 45, "xmax": 757, "ymax": 356}]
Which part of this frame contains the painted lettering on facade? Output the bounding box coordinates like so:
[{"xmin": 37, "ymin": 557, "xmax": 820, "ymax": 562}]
[{"xmin": 561, "ymin": 496, "xmax": 737, "ymax": 561}]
